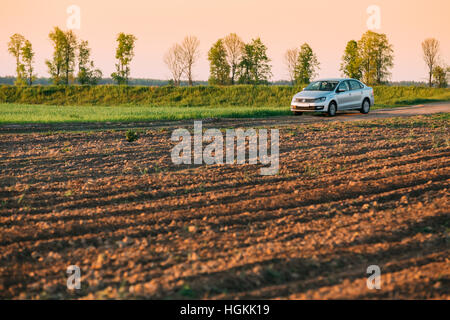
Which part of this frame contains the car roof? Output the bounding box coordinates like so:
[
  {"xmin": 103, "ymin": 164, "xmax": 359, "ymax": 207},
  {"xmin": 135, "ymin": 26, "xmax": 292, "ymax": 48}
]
[{"xmin": 315, "ymin": 78, "xmax": 360, "ymax": 82}]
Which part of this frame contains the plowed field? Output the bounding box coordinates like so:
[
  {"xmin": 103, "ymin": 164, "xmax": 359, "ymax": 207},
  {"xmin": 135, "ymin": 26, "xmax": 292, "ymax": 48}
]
[{"xmin": 0, "ymin": 114, "xmax": 449, "ymax": 299}]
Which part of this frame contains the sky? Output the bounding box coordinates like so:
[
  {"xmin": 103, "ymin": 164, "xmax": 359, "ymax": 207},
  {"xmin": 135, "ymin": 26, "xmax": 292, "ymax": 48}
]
[{"xmin": 0, "ymin": 0, "xmax": 449, "ymax": 82}]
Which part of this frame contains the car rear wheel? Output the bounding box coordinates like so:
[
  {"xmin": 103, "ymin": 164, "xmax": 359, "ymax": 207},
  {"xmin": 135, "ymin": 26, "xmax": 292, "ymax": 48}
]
[
  {"xmin": 327, "ymin": 102, "xmax": 337, "ymax": 117},
  {"xmin": 360, "ymin": 99, "xmax": 370, "ymax": 114}
]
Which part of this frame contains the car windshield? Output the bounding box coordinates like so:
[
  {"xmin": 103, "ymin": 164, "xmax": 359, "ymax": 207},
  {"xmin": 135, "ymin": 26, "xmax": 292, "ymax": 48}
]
[{"xmin": 304, "ymin": 81, "xmax": 339, "ymax": 91}]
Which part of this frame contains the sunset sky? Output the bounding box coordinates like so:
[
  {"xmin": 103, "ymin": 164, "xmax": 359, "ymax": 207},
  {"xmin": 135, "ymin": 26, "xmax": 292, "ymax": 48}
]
[{"xmin": 1, "ymin": 0, "xmax": 449, "ymax": 82}]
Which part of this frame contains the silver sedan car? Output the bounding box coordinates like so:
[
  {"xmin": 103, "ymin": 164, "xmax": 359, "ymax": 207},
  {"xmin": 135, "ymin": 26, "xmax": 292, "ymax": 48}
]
[{"xmin": 290, "ymin": 78, "xmax": 374, "ymax": 116}]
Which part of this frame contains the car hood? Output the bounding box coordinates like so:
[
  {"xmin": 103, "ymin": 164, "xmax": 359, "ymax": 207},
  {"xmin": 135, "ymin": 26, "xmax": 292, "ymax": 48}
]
[{"xmin": 294, "ymin": 91, "xmax": 332, "ymax": 99}]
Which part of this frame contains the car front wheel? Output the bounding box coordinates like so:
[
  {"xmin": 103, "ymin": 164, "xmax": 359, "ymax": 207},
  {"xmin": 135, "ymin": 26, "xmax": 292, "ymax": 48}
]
[
  {"xmin": 293, "ymin": 111, "xmax": 303, "ymax": 116},
  {"xmin": 327, "ymin": 102, "xmax": 337, "ymax": 117}
]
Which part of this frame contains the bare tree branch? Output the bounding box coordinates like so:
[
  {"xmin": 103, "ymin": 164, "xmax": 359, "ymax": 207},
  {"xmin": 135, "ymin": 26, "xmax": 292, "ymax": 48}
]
[
  {"xmin": 422, "ymin": 38, "xmax": 440, "ymax": 87},
  {"xmin": 223, "ymin": 33, "xmax": 244, "ymax": 85},
  {"xmin": 284, "ymin": 48, "xmax": 299, "ymax": 85},
  {"xmin": 180, "ymin": 36, "xmax": 200, "ymax": 86},
  {"xmin": 164, "ymin": 44, "xmax": 184, "ymax": 86}
]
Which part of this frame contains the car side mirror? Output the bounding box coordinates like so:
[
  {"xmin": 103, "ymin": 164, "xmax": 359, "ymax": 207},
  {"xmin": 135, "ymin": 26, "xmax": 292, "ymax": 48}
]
[{"xmin": 337, "ymin": 88, "xmax": 346, "ymax": 93}]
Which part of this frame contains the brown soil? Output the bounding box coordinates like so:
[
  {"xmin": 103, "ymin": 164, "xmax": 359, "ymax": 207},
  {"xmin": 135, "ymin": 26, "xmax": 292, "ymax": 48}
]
[{"xmin": 0, "ymin": 114, "xmax": 449, "ymax": 299}]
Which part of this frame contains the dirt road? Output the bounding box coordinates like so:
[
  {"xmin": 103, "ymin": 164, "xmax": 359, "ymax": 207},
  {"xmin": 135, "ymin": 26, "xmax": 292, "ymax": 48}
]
[
  {"xmin": 219, "ymin": 102, "xmax": 450, "ymax": 129},
  {"xmin": 0, "ymin": 112, "xmax": 448, "ymax": 299},
  {"xmin": 0, "ymin": 102, "xmax": 449, "ymax": 133}
]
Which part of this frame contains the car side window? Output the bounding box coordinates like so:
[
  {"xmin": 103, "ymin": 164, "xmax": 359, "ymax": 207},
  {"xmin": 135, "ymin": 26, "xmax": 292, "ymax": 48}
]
[
  {"xmin": 337, "ymin": 81, "xmax": 349, "ymax": 91},
  {"xmin": 350, "ymin": 80, "xmax": 361, "ymax": 90}
]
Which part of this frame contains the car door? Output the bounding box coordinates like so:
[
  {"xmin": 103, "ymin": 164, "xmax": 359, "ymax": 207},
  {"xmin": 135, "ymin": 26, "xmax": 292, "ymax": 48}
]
[
  {"xmin": 349, "ymin": 80, "xmax": 364, "ymax": 108},
  {"xmin": 335, "ymin": 81, "xmax": 351, "ymax": 109}
]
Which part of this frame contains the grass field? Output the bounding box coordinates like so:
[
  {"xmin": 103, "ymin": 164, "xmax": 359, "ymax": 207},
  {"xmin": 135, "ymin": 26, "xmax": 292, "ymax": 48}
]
[
  {"xmin": 0, "ymin": 104, "xmax": 291, "ymax": 124},
  {"xmin": 0, "ymin": 85, "xmax": 449, "ymax": 124},
  {"xmin": 0, "ymin": 99, "xmax": 449, "ymax": 124},
  {"xmin": 373, "ymin": 86, "xmax": 450, "ymax": 108}
]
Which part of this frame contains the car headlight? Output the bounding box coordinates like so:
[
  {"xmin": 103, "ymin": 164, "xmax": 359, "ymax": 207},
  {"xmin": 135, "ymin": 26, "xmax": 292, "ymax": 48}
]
[{"xmin": 315, "ymin": 97, "xmax": 326, "ymax": 102}]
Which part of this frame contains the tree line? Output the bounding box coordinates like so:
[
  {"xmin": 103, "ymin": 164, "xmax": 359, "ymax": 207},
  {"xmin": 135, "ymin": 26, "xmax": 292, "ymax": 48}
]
[
  {"xmin": 339, "ymin": 31, "xmax": 448, "ymax": 88},
  {"xmin": 6, "ymin": 29, "xmax": 449, "ymax": 88}
]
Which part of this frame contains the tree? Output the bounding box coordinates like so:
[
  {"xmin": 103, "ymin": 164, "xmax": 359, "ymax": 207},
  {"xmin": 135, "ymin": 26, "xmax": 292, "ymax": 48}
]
[
  {"xmin": 46, "ymin": 27, "xmax": 77, "ymax": 85},
  {"xmin": 208, "ymin": 39, "xmax": 230, "ymax": 85},
  {"xmin": 340, "ymin": 40, "xmax": 362, "ymax": 80},
  {"xmin": 358, "ymin": 32, "xmax": 376, "ymax": 85},
  {"xmin": 238, "ymin": 38, "xmax": 272, "ymax": 84},
  {"xmin": 422, "ymin": 38, "xmax": 440, "ymax": 87},
  {"xmin": 432, "ymin": 65, "xmax": 448, "ymax": 88},
  {"xmin": 284, "ymin": 48, "xmax": 299, "ymax": 85},
  {"xmin": 358, "ymin": 31, "xmax": 394, "ymax": 85},
  {"xmin": 46, "ymin": 27, "xmax": 65, "ymax": 85},
  {"xmin": 237, "ymin": 44, "xmax": 252, "ymax": 84},
  {"xmin": 77, "ymin": 40, "xmax": 102, "ymax": 85},
  {"xmin": 180, "ymin": 36, "xmax": 200, "ymax": 86},
  {"xmin": 294, "ymin": 43, "xmax": 320, "ymax": 84},
  {"xmin": 111, "ymin": 33, "xmax": 137, "ymax": 85},
  {"xmin": 77, "ymin": 40, "xmax": 90, "ymax": 84},
  {"xmin": 62, "ymin": 30, "xmax": 77, "ymax": 85},
  {"xmin": 373, "ymin": 34, "xmax": 394, "ymax": 84},
  {"xmin": 164, "ymin": 44, "xmax": 184, "ymax": 86},
  {"xmin": 223, "ymin": 33, "xmax": 244, "ymax": 85},
  {"xmin": 7, "ymin": 34, "xmax": 26, "ymax": 86},
  {"xmin": 21, "ymin": 40, "xmax": 36, "ymax": 85}
]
